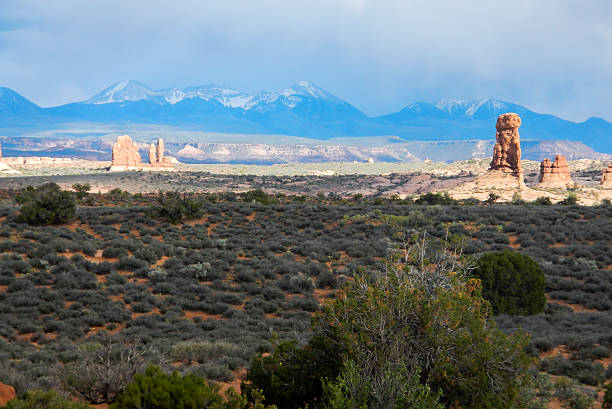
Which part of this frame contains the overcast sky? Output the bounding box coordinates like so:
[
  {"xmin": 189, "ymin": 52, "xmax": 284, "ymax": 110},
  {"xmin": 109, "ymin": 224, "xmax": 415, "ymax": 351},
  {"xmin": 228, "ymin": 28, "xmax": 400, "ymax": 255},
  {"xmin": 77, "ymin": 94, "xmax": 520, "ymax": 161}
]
[{"xmin": 1, "ymin": 0, "xmax": 611, "ymax": 121}]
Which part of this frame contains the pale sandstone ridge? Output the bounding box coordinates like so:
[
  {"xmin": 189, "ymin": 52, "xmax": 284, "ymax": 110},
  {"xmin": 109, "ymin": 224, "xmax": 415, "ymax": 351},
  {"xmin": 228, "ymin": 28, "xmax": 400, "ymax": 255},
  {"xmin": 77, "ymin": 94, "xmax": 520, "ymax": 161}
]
[
  {"xmin": 602, "ymin": 163, "xmax": 612, "ymax": 188},
  {"xmin": 0, "ymin": 142, "xmax": 20, "ymax": 175},
  {"xmin": 110, "ymin": 135, "xmax": 142, "ymax": 171},
  {"xmin": 538, "ymin": 155, "xmax": 573, "ymax": 188},
  {"xmin": 149, "ymin": 138, "xmax": 173, "ymax": 168}
]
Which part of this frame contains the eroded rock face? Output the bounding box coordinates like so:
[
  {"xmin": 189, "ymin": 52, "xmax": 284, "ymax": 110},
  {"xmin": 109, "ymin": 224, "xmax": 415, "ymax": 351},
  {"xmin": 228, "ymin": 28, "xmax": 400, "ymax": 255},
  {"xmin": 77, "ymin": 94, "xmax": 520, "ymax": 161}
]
[
  {"xmin": 111, "ymin": 135, "xmax": 142, "ymax": 169},
  {"xmin": 490, "ymin": 113, "xmax": 522, "ymax": 175},
  {"xmin": 602, "ymin": 163, "xmax": 612, "ymax": 188},
  {"xmin": 539, "ymin": 154, "xmax": 572, "ymax": 187},
  {"xmin": 148, "ymin": 138, "xmax": 172, "ymax": 168}
]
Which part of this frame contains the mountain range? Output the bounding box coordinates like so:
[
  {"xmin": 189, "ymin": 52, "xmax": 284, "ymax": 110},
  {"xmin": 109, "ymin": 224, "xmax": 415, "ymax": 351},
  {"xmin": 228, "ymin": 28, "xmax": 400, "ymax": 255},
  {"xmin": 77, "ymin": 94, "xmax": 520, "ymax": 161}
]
[{"xmin": 1, "ymin": 80, "xmax": 611, "ymax": 154}]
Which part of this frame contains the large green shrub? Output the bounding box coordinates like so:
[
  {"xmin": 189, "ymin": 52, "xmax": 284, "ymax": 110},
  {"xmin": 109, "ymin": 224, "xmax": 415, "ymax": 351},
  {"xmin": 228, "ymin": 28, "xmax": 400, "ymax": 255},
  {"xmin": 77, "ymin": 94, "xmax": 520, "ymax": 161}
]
[
  {"xmin": 319, "ymin": 255, "xmax": 532, "ymax": 409},
  {"xmin": 243, "ymin": 335, "xmax": 343, "ymax": 409},
  {"xmin": 474, "ymin": 250, "xmax": 546, "ymax": 315},
  {"xmin": 17, "ymin": 183, "xmax": 76, "ymax": 225},
  {"xmin": 1, "ymin": 390, "xmax": 92, "ymax": 409}
]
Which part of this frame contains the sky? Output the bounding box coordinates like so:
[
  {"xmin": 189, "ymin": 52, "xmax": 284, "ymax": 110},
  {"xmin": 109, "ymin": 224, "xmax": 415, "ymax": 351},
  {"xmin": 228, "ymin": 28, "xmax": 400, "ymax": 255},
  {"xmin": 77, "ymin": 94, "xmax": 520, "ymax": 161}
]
[{"xmin": 0, "ymin": 0, "xmax": 611, "ymax": 122}]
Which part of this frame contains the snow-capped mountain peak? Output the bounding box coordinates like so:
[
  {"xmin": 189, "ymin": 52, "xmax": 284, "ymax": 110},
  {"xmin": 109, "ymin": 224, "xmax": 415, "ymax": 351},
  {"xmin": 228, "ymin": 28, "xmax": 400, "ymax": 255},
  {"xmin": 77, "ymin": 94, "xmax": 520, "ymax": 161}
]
[
  {"xmin": 83, "ymin": 80, "xmax": 355, "ymax": 113},
  {"xmin": 435, "ymin": 98, "xmax": 508, "ymax": 117},
  {"xmin": 87, "ymin": 80, "xmax": 155, "ymax": 104}
]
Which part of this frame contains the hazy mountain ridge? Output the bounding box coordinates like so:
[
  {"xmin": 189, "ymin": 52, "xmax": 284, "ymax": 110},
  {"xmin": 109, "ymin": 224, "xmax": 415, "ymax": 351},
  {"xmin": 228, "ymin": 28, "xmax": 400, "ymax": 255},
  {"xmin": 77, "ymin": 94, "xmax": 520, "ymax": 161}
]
[{"xmin": 1, "ymin": 81, "xmax": 611, "ymax": 154}]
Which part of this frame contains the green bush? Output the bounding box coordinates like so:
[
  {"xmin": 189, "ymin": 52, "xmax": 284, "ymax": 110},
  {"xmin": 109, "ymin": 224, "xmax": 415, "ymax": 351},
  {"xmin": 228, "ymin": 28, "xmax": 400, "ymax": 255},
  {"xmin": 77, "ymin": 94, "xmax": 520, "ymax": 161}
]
[
  {"xmin": 242, "ymin": 189, "xmax": 276, "ymax": 205},
  {"xmin": 474, "ymin": 250, "xmax": 546, "ymax": 315},
  {"xmin": 2, "ymin": 390, "xmax": 92, "ymax": 409},
  {"xmin": 414, "ymin": 192, "xmax": 457, "ymax": 205},
  {"xmin": 111, "ymin": 365, "xmax": 275, "ymax": 409},
  {"xmin": 243, "ymin": 335, "xmax": 343, "ymax": 409},
  {"xmin": 153, "ymin": 191, "xmax": 203, "ymax": 223},
  {"xmin": 17, "ymin": 183, "xmax": 76, "ymax": 225},
  {"xmin": 604, "ymin": 381, "xmax": 612, "ymax": 408}
]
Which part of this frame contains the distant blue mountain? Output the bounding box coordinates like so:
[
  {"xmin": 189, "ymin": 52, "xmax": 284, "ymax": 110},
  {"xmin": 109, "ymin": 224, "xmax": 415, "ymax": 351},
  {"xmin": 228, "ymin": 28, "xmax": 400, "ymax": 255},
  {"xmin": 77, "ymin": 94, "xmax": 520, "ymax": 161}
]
[{"xmin": 1, "ymin": 80, "xmax": 611, "ymax": 153}]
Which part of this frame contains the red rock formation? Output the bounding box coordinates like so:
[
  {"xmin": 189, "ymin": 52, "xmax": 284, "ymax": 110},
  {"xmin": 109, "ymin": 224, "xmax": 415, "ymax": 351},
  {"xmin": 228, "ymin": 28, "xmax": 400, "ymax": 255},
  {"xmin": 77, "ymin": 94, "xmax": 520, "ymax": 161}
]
[
  {"xmin": 490, "ymin": 113, "xmax": 522, "ymax": 175},
  {"xmin": 538, "ymin": 154, "xmax": 572, "ymax": 187},
  {"xmin": 601, "ymin": 163, "xmax": 612, "ymax": 188},
  {"xmin": 148, "ymin": 138, "xmax": 172, "ymax": 168},
  {"xmin": 111, "ymin": 135, "xmax": 141, "ymax": 169},
  {"xmin": 0, "ymin": 382, "xmax": 16, "ymax": 406}
]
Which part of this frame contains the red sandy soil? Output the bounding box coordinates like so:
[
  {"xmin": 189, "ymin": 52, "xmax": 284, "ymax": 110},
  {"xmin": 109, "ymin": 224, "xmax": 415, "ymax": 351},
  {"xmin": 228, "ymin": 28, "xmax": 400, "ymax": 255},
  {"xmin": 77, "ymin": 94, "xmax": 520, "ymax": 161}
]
[
  {"xmin": 313, "ymin": 288, "xmax": 336, "ymax": 304},
  {"xmin": 0, "ymin": 382, "xmax": 16, "ymax": 406},
  {"xmin": 546, "ymin": 295, "xmax": 599, "ymax": 313},
  {"xmin": 216, "ymin": 368, "xmax": 247, "ymax": 397},
  {"xmin": 540, "ymin": 345, "xmax": 572, "ymax": 360},
  {"xmin": 508, "ymin": 235, "xmax": 520, "ymax": 249},
  {"xmin": 183, "ymin": 310, "xmax": 225, "ymax": 320}
]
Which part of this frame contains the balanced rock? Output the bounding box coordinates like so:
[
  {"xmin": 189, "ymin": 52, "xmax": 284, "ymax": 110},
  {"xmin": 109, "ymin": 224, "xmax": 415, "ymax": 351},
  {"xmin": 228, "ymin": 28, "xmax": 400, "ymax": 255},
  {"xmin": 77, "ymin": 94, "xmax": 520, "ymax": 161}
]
[
  {"xmin": 473, "ymin": 113, "xmax": 525, "ymax": 189},
  {"xmin": 110, "ymin": 135, "xmax": 142, "ymax": 171},
  {"xmin": 538, "ymin": 155, "xmax": 572, "ymax": 187},
  {"xmin": 149, "ymin": 138, "xmax": 173, "ymax": 168},
  {"xmin": 601, "ymin": 163, "xmax": 612, "ymax": 188},
  {"xmin": 490, "ymin": 113, "xmax": 522, "ymax": 175}
]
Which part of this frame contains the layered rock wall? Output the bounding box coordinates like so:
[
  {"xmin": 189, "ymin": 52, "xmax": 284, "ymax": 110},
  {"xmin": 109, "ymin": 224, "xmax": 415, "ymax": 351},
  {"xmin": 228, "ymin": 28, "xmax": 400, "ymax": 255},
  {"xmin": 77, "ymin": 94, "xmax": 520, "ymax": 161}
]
[
  {"xmin": 538, "ymin": 154, "xmax": 572, "ymax": 187},
  {"xmin": 111, "ymin": 135, "xmax": 142, "ymax": 170}
]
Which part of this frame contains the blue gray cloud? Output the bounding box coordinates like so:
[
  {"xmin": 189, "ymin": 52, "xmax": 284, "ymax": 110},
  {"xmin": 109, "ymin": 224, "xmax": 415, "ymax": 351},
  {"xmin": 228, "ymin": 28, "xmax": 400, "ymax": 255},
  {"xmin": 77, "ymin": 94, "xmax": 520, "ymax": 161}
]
[{"xmin": 0, "ymin": 0, "xmax": 611, "ymax": 121}]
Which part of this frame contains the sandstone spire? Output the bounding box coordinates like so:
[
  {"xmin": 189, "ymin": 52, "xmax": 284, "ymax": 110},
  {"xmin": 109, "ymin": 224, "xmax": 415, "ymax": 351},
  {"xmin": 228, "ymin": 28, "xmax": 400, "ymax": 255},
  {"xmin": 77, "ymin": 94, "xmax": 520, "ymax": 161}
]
[
  {"xmin": 149, "ymin": 143, "xmax": 156, "ymax": 164},
  {"xmin": 148, "ymin": 138, "xmax": 173, "ymax": 168},
  {"xmin": 538, "ymin": 154, "xmax": 572, "ymax": 187},
  {"xmin": 490, "ymin": 113, "xmax": 522, "ymax": 176},
  {"xmin": 601, "ymin": 163, "xmax": 612, "ymax": 188}
]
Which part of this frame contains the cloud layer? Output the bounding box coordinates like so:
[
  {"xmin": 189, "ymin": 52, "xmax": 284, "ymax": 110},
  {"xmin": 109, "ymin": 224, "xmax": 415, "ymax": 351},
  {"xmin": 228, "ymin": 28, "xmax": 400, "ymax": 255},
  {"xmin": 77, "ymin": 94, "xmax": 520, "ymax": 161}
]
[{"xmin": 1, "ymin": 0, "xmax": 610, "ymax": 121}]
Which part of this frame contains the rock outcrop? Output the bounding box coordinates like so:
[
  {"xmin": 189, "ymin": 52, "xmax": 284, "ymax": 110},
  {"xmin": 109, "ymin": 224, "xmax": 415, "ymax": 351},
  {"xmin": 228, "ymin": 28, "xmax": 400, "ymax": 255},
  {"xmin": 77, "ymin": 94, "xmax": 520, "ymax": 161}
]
[
  {"xmin": 602, "ymin": 163, "xmax": 612, "ymax": 188},
  {"xmin": 473, "ymin": 113, "xmax": 525, "ymax": 189},
  {"xmin": 490, "ymin": 113, "xmax": 522, "ymax": 176},
  {"xmin": 0, "ymin": 382, "xmax": 16, "ymax": 406},
  {"xmin": 110, "ymin": 135, "xmax": 142, "ymax": 171},
  {"xmin": 149, "ymin": 138, "xmax": 173, "ymax": 168},
  {"xmin": 538, "ymin": 154, "xmax": 572, "ymax": 187}
]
